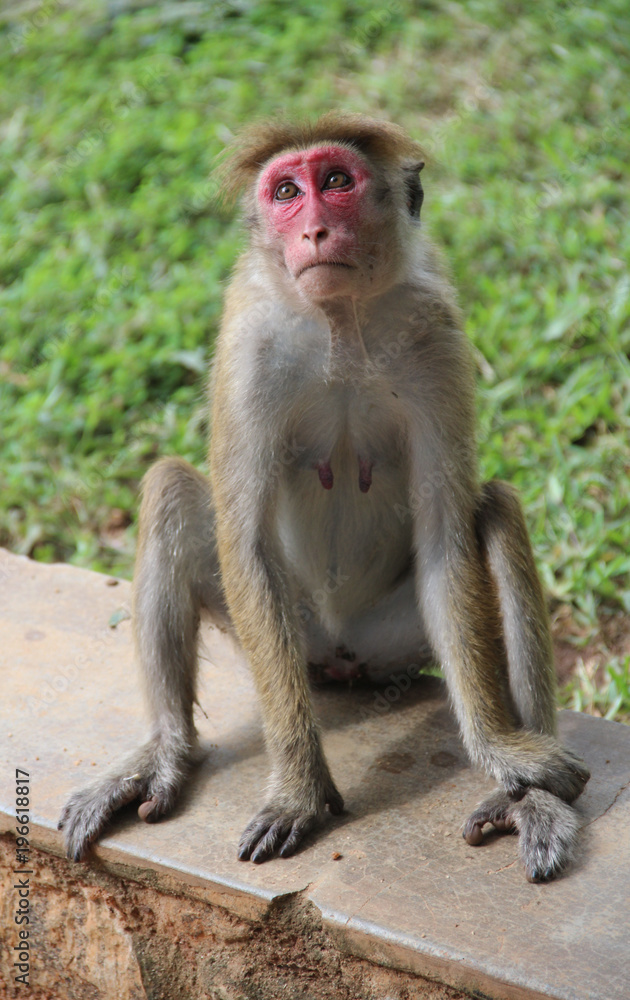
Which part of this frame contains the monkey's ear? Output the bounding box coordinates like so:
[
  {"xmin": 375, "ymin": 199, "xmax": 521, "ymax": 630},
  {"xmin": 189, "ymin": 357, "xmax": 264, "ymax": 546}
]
[{"xmin": 404, "ymin": 161, "xmax": 425, "ymax": 219}]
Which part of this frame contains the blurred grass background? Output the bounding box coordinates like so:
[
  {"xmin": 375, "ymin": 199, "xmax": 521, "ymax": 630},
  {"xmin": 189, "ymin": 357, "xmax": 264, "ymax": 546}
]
[{"xmin": 1, "ymin": 0, "xmax": 629, "ymax": 717}]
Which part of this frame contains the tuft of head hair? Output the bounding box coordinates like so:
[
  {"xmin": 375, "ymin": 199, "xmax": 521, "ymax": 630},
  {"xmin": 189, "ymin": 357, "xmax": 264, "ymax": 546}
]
[{"xmin": 216, "ymin": 111, "xmax": 426, "ymax": 206}]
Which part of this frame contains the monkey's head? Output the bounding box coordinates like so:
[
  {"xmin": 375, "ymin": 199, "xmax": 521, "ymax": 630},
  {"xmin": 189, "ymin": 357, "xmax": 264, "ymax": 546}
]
[{"xmin": 218, "ymin": 113, "xmax": 426, "ymax": 305}]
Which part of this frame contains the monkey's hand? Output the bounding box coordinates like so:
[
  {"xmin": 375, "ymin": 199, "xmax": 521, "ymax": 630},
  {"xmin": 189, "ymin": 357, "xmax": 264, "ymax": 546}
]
[
  {"xmin": 237, "ymin": 775, "xmax": 344, "ymax": 864},
  {"xmin": 463, "ymin": 787, "xmax": 582, "ymax": 883},
  {"xmin": 58, "ymin": 734, "xmax": 197, "ymax": 861}
]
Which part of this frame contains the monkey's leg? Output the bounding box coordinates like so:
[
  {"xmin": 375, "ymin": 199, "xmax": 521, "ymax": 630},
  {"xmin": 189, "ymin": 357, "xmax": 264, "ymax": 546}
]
[
  {"xmin": 458, "ymin": 480, "xmax": 589, "ymax": 881},
  {"xmin": 59, "ymin": 457, "xmax": 226, "ymax": 861}
]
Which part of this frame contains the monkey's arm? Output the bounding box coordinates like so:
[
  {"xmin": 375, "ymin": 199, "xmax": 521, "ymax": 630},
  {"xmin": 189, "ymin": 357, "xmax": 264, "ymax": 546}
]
[
  {"xmin": 414, "ymin": 489, "xmax": 586, "ymax": 801},
  {"xmin": 404, "ymin": 331, "xmax": 589, "ymax": 879},
  {"xmin": 59, "ymin": 459, "xmax": 219, "ymax": 860},
  {"xmin": 210, "ymin": 359, "xmax": 343, "ymax": 864}
]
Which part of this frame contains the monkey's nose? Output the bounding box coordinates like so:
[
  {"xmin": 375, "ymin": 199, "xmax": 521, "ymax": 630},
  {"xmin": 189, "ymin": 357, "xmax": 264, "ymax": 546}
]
[{"xmin": 302, "ymin": 225, "xmax": 329, "ymax": 242}]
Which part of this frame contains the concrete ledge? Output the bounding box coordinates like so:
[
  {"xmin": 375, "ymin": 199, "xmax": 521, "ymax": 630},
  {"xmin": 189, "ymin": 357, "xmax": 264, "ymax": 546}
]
[{"xmin": 0, "ymin": 549, "xmax": 628, "ymax": 999}]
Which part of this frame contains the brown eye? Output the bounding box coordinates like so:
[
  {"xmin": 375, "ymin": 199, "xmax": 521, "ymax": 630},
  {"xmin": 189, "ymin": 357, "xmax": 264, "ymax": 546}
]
[
  {"xmin": 275, "ymin": 181, "xmax": 299, "ymax": 200},
  {"xmin": 323, "ymin": 171, "xmax": 351, "ymax": 190}
]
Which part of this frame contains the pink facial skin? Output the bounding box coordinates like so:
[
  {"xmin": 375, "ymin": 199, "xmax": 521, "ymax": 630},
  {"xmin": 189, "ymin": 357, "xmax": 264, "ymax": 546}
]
[{"xmin": 258, "ymin": 145, "xmax": 374, "ymax": 296}]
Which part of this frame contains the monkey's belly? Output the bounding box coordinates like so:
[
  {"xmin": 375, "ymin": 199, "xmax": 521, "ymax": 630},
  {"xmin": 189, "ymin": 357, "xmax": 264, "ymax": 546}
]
[{"xmin": 275, "ymin": 461, "xmax": 413, "ymax": 632}]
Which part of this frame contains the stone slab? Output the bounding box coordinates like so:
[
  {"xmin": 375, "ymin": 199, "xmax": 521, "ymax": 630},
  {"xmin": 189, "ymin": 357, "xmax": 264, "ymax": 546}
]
[{"xmin": 0, "ymin": 548, "xmax": 628, "ymax": 999}]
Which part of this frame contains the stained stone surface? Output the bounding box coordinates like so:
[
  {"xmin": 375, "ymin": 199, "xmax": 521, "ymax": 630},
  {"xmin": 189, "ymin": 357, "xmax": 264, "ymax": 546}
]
[{"xmin": 0, "ymin": 548, "xmax": 628, "ymax": 999}]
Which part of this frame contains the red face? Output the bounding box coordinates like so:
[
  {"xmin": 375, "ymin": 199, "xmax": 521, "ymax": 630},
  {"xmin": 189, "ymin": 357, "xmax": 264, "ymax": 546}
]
[{"xmin": 257, "ymin": 144, "xmax": 380, "ymax": 301}]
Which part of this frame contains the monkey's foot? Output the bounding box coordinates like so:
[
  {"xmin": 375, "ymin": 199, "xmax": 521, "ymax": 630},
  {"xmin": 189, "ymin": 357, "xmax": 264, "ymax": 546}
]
[
  {"xmin": 463, "ymin": 787, "xmax": 580, "ymax": 883},
  {"xmin": 58, "ymin": 735, "xmax": 196, "ymax": 861},
  {"xmin": 238, "ymin": 784, "xmax": 344, "ymax": 864}
]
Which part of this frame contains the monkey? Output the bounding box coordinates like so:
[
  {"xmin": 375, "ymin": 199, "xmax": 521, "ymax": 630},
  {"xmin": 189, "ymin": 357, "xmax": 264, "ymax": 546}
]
[{"xmin": 59, "ymin": 112, "xmax": 590, "ymax": 882}]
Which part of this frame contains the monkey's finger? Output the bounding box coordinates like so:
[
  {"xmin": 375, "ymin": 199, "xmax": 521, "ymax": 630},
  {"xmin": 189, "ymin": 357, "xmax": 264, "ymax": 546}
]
[
  {"xmin": 462, "ymin": 821, "xmax": 484, "ymax": 846},
  {"xmin": 250, "ymin": 818, "xmax": 293, "ymax": 864},
  {"xmin": 492, "ymin": 816, "xmax": 516, "ymax": 832},
  {"xmin": 237, "ymin": 814, "xmax": 279, "ymax": 861},
  {"xmin": 278, "ymin": 816, "xmax": 314, "ymax": 858}
]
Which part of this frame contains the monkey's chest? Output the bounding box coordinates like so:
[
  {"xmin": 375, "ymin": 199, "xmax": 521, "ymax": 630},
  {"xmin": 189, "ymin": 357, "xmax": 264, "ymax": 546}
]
[{"xmin": 275, "ymin": 383, "xmax": 412, "ymax": 620}]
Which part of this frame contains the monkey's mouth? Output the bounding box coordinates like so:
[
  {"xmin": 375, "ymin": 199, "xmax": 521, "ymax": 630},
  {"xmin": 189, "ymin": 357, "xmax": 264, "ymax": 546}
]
[{"xmin": 296, "ymin": 261, "xmax": 355, "ymax": 278}]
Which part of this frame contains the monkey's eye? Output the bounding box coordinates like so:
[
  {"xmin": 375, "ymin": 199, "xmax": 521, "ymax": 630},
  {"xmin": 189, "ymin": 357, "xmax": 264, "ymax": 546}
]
[
  {"xmin": 275, "ymin": 181, "xmax": 299, "ymax": 201},
  {"xmin": 322, "ymin": 171, "xmax": 351, "ymax": 190}
]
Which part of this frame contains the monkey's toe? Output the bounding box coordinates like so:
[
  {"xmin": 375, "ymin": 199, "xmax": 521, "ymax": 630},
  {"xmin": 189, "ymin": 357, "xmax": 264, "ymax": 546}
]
[
  {"xmin": 138, "ymin": 796, "xmax": 160, "ymax": 821},
  {"xmin": 462, "ymin": 821, "xmax": 484, "ymax": 846},
  {"xmin": 463, "ymin": 789, "xmax": 517, "ymax": 846},
  {"xmin": 137, "ymin": 786, "xmax": 181, "ymax": 823}
]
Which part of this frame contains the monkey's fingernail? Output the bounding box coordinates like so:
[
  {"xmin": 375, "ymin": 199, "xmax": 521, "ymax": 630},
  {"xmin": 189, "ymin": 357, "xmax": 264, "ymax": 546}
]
[{"xmin": 138, "ymin": 797, "xmax": 158, "ymax": 821}]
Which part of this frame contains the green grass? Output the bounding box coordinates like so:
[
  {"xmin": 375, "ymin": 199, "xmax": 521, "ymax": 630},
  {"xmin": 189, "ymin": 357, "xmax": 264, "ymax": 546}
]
[
  {"xmin": 560, "ymin": 655, "xmax": 630, "ymax": 724},
  {"xmin": 1, "ymin": 1, "xmax": 629, "ymax": 717}
]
